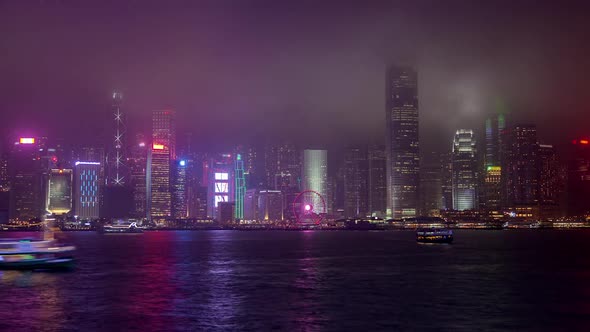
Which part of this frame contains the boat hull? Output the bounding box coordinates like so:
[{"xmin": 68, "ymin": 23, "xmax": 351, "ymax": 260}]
[
  {"xmin": 0, "ymin": 257, "xmax": 75, "ymax": 270},
  {"xmin": 416, "ymin": 236, "xmax": 453, "ymax": 244}
]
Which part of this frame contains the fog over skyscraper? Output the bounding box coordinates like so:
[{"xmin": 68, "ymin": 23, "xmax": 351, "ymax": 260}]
[
  {"xmin": 452, "ymin": 130, "xmax": 477, "ymax": 211},
  {"xmin": 386, "ymin": 66, "xmax": 420, "ymax": 218}
]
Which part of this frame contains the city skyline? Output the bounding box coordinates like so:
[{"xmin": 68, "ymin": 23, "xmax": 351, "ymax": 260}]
[{"xmin": 2, "ymin": 2, "xmax": 590, "ymax": 154}]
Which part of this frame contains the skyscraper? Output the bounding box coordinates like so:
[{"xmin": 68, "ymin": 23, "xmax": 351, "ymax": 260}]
[
  {"xmin": 0, "ymin": 153, "xmax": 9, "ymax": 192},
  {"xmin": 109, "ymin": 91, "xmax": 126, "ymax": 186},
  {"xmin": 149, "ymin": 110, "xmax": 176, "ymax": 220},
  {"xmin": 74, "ymin": 161, "xmax": 101, "ymax": 220},
  {"xmin": 234, "ymin": 154, "xmax": 246, "ymax": 220},
  {"xmin": 302, "ymin": 149, "xmax": 328, "ymax": 212},
  {"xmin": 485, "ymin": 112, "xmax": 506, "ymax": 168},
  {"xmin": 368, "ymin": 145, "xmax": 387, "ymax": 217},
  {"xmin": 567, "ymin": 139, "xmax": 590, "ymax": 216},
  {"xmin": 386, "ymin": 66, "xmax": 420, "ymax": 218},
  {"xmin": 420, "ymin": 151, "xmax": 442, "ymax": 216},
  {"xmin": 46, "ymin": 168, "xmax": 73, "ymax": 215},
  {"xmin": 483, "ymin": 166, "xmax": 502, "ymax": 212},
  {"xmin": 452, "ymin": 130, "xmax": 478, "ymax": 211},
  {"xmin": 343, "ymin": 147, "xmax": 368, "ymax": 218},
  {"xmin": 501, "ymin": 125, "xmax": 539, "ymax": 208},
  {"xmin": 538, "ymin": 144, "xmax": 561, "ymax": 218},
  {"xmin": 129, "ymin": 137, "xmax": 148, "ymax": 218},
  {"xmin": 149, "ymin": 142, "xmax": 172, "ymax": 220},
  {"xmin": 152, "ymin": 110, "xmax": 176, "ymax": 160},
  {"xmin": 264, "ymin": 143, "xmax": 301, "ymax": 191},
  {"xmin": 172, "ymin": 159, "xmax": 188, "ymax": 219},
  {"xmin": 207, "ymin": 154, "xmax": 234, "ymax": 219},
  {"xmin": 440, "ymin": 151, "xmax": 453, "ymax": 210},
  {"xmin": 9, "ymin": 137, "xmax": 44, "ymax": 221}
]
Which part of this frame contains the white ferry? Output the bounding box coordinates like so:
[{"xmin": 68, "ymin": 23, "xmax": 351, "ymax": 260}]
[{"xmin": 0, "ymin": 239, "xmax": 75, "ymax": 270}]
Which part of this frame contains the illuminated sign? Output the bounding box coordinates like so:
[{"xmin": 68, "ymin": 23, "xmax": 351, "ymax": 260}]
[
  {"xmin": 487, "ymin": 166, "xmax": 501, "ymax": 172},
  {"xmin": 215, "ymin": 172, "xmax": 229, "ymax": 180},
  {"xmin": 215, "ymin": 195, "xmax": 229, "ymax": 207},
  {"xmin": 581, "ymin": 140, "xmax": 589, "ymax": 145},
  {"xmin": 153, "ymin": 143, "xmax": 165, "ymax": 150},
  {"xmin": 19, "ymin": 137, "xmax": 35, "ymax": 144},
  {"xmin": 215, "ymin": 183, "xmax": 229, "ymax": 193},
  {"xmin": 75, "ymin": 161, "xmax": 101, "ymax": 166}
]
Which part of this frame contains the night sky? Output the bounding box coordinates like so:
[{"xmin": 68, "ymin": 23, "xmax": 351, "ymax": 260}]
[{"xmin": 1, "ymin": 1, "xmax": 590, "ymax": 153}]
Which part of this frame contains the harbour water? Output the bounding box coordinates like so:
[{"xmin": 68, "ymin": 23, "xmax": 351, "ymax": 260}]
[{"xmin": 0, "ymin": 230, "xmax": 589, "ymax": 331}]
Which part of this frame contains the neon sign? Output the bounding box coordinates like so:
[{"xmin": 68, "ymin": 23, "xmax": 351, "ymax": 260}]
[{"xmin": 19, "ymin": 137, "xmax": 35, "ymax": 144}]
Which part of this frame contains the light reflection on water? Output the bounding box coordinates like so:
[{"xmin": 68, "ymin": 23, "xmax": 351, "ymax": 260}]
[{"xmin": 1, "ymin": 230, "xmax": 590, "ymax": 331}]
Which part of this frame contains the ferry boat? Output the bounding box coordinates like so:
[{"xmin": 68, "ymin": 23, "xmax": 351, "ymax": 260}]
[
  {"xmin": 101, "ymin": 221, "xmax": 144, "ymax": 234},
  {"xmin": 416, "ymin": 228, "xmax": 453, "ymax": 244},
  {"xmin": 0, "ymin": 238, "xmax": 75, "ymax": 270}
]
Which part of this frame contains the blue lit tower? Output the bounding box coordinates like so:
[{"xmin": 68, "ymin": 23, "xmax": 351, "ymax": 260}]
[
  {"xmin": 235, "ymin": 154, "xmax": 246, "ymax": 220},
  {"xmin": 386, "ymin": 66, "xmax": 420, "ymax": 218},
  {"xmin": 74, "ymin": 161, "xmax": 101, "ymax": 219}
]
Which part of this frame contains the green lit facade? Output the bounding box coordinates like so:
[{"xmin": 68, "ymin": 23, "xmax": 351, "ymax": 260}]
[{"xmin": 235, "ymin": 154, "xmax": 245, "ymax": 220}]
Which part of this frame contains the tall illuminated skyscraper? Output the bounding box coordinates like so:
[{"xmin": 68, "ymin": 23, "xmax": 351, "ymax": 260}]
[
  {"xmin": 485, "ymin": 112, "xmax": 506, "ymax": 168},
  {"xmin": 501, "ymin": 125, "xmax": 539, "ymax": 208},
  {"xmin": 149, "ymin": 110, "xmax": 176, "ymax": 220},
  {"xmin": 129, "ymin": 137, "xmax": 148, "ymax": 218},
  {"xmin": 303, "ymin": 149, "xmax": 328, "ymax": 211},
  {"xmin": 74, "ymin": 161, "xmax": 101, "ymax": 219},
  {"xmin": 109, "ymin": 91, "xmax": 126, "ymax": 186},
  {"xmin": 452, "ymin": 130, "xmax": 478, "ymax": 211},
  {"xmin": 386, "ymin": 66, "xmax": 420, "ymax": 218},
  {"xmin": 234, "ymin": 154, "xmax": 245, "ymax": 220},
  {"xmin": 152, "ymin": 110, "xmax": 176, "ymax": 160},
  {"xmin": 172, "ymin": 159, "xmax": 188, "ymax": 219},
  {"xmin": 9, "ymin": 137, "xmax": 44, "ymax": 221}
]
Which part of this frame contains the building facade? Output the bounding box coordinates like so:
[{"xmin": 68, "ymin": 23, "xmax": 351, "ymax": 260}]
[
  {"xmin": 343, "ymin": 147, "xmax": 368, "ymax": 218},
  {"xmin": 367, "ymin": 145, "xmax": 387, "ymax": 217},
  {"xmin": 501, "ymin": 125, "xmax": 539, "ymax": 209},
  {"xmin": 302, "ymin": 149, "xmax": 328, "ymax": 212},
  {"xmin": 74, "ymin": 161, "xmax": 101, "ymax": 219},
  {"xmin": 46, "ymin": 169, "xmax": 73, "ymax": 215}
]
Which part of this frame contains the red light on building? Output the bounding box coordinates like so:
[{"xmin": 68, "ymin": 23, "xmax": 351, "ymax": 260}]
[
  {"xmin": 19, "ymin": 137, "xmax": 35, "ymax": 144},
  {"xmin": 153, "ymin": 143, "xmax": 165, "ymax": 150}
]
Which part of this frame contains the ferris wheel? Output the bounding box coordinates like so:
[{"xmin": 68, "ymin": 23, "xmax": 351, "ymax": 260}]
[{"xmin": 292, "ymin": 190, "xmax": 326, "ymax": 225}]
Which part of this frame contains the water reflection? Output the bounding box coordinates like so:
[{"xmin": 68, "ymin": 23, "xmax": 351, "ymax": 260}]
[
  {"xmin": 291, "ymin": 231, "xmax": 329, "ymax": 330},
  {"xmin": 0, "ymin": 270, "xmax": 65, "ymax": 331}
]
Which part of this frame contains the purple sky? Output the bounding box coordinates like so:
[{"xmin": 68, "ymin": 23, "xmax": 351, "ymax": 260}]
[{"xmin": 1, "ymin": 1, "xmax": 590, "ymax": 153}]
